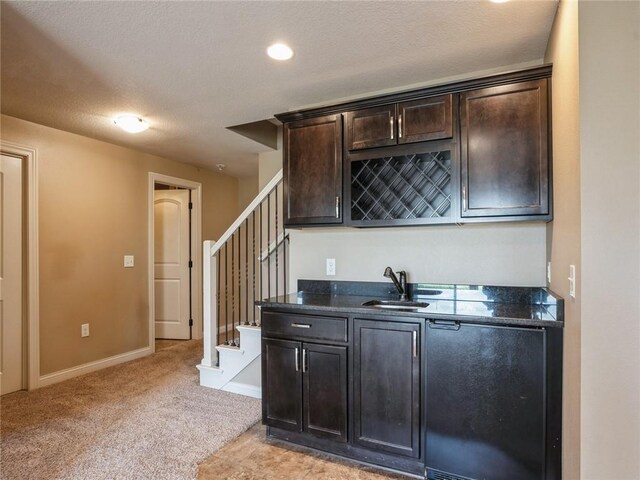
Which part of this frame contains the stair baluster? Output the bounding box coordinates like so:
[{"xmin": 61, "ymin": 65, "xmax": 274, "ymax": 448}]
[
  {"xmin": 199, "ymin": 170, "xmax": 285, "ymax": 397},
  {"xmin": 251, "ymin": 210, "xmax": 257, "ymax": 326},
  {"xmin": 275, "ymin": 184, "xmax": 279, "ymax": 300}
]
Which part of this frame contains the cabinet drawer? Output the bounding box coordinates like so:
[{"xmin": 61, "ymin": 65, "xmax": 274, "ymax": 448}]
[{"xmin": 262, "ymin": 311, "xmax": 348, "ymax": 343}]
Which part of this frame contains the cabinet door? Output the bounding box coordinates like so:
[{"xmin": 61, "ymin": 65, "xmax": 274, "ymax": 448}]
[
  {"xmin": 353, "ymin": 319, "xmax": 421, "ymax": 458},
  {"xmin": 262, "ymin": 338, "xmax": 302, "ymax": 432},
  {"xmin": 345, "ymin": 105, "xmax": 397, "ymax": 151},
  {"xmin": 397, "ymin": 94, "xmax": 453, "ymax": 144},
  {"xmin": 426, "ymin": 323, "xmax": 545, "ymax": 480},
  {"xmin": 303, "ymin": 343, "xmax": 348, "ymax": 442},
  {"xmin": 460, "ymin": 79, "xmax": 549, "ymax": 217},
  {"xmin": 284, "ymin": 115, "xmax": 342, "ymax": 226}
]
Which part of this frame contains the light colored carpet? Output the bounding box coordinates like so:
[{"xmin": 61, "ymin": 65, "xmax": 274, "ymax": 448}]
[{"xmin": 0, "ymin": 340, "xmax": 261, "ymax": 480}]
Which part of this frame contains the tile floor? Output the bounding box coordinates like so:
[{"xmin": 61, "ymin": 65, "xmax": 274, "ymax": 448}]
[{"xmin": 197, "ymin": 423, "xmax": 410, "ymax": 479}]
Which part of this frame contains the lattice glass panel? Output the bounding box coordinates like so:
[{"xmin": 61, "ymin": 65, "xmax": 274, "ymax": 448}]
[{"xmin": 351, "ymin": 151, "xmax": 452, "ymax": 221}]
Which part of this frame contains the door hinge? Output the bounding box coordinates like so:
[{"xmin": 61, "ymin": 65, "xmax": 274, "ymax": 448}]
[
  {"xmin": 188, "ymin": 260, "xmax": 193, "ymax": 268},
  {"xmin": 189, "ymin": 318, "xmax": 193, "ymax": 327},
  {"xmin": 188, "ymin": 202, "xmax": 193, "ymax": 210}
]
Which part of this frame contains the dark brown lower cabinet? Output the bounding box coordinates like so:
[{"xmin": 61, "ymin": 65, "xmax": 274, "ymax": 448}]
[
  {"xmin": 262, "ymin": 338, "xmax": 302, "ymax": 431},
  {"xmin": 262, "ymin": 338, "xmax": 347, "ymax": 442},
  {"xmin": 262, "ymin": 308, "xmax": 561, "ymax": 480},
  {"xmin": 353, "ymin": 319, "xmax": 421, "ymax": 458},
  {"xmin": 304, "ymin": 343, "xmax": 348, "ymax": 442}
]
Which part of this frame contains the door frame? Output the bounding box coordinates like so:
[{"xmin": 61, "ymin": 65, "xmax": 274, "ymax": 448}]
[
  {"xmin": 148, "ymin": 173, "xmax": 202, "ymax": 348},
  {"xmin": 0, "ymin": 141, "xmax": 39, "ymax": 390}
]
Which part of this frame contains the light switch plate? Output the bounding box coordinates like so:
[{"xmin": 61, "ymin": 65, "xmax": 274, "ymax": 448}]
[
  {"xmin": 81, "ymin": 323, "xmax": 90, "ymax": 337},
  {"xmin": 568, "ymin": 265, "xmax": 576, "ymax": 298},
  {"xmin": 124, "ymin": 255, "xmax": 134, "ymax": 268},
  {"xmin": 326, "ymin": 258, "xmax": 336, "ymax": 276}
]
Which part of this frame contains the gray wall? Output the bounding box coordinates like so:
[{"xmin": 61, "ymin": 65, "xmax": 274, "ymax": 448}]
[
  {"xmin": 544, "ymin": 1, "xmax": 581, "ymax": 477},
  {"xmin": 579, "ymin": 2, "xmax": 640, "ymax": 478},
  {"xmin": 289, "ymin": 223, "xmax": 547, "ymax": 287}
]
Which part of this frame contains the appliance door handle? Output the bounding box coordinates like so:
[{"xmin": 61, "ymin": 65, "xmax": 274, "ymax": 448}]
[{"xmin": 428, "ymin": 320, "xmax": 461, "ymax": 331}]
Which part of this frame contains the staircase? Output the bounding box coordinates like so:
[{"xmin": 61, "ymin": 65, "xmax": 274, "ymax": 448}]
[{"xmin": 197, "ymin": 170, "xmax": 286, "ymax": 398}]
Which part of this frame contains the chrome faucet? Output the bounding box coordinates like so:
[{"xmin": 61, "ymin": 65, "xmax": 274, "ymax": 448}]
[{"xmin": 383, "ymin": 267, "xmax": 408, "ymax": 301}]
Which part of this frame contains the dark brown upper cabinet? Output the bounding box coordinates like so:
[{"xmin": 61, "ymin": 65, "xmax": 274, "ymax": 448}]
[
  {"xmin": 275, "ymin": 65, "xmax": 552, "ymax": 228},
  {"xmin": 345, "ymin": 105, "xmax": 396, "ymax": 151},
  {"xmin": 283, "ymin": 114, "xmax": 343, "ymax": 226},
  {"xmin": 397, "ymin": 95, "xmax": 453, "ymax": 144},
  {"xmin": 460, "ymin": 79, "xmax": 550, "ymax": 219},
  {"xmin": 345, "ymin": 95, "xmax": 453, "ymax": 151}
]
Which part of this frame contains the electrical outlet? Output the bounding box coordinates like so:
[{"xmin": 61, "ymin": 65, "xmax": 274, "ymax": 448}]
[
  {"xmin": 81, "ymin": 323, "xmax": 90, "ymax": 337},
  {"xmin": 124, "ymin": 255, "xmax": 134, "ymax": 268},
  {"xmin": 547, "ymin": 262, "xmax": 552, "ymax": 283},
  {"xmin": 326, "ymin": 258, "xmax": 336, "ymax": 276}
]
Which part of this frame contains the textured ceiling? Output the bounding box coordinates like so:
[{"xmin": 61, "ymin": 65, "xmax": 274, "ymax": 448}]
[{"xmin": 1, "ymin": 1, "xmax": 558, "ymax": 177}]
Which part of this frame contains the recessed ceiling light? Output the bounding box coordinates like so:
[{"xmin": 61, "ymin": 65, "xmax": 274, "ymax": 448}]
[
  {"xmin": 114, "ymin": 114, "xmax": 149, "ymax": 133},
  {"xmin": 267, "ymin": 43, "xmax": 293, "ymax": 61}
]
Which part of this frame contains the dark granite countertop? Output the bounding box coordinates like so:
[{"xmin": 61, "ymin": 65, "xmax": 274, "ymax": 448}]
[{"xmin": 257, "ymin": 280, "xmax": 564, "ymax": 329}]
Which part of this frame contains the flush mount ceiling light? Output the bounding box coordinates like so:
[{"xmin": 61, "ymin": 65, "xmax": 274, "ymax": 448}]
[
  {"xmin": 267, "ymin": 43, "xmax": 294, "ymax": 61},
  {"xmin": 114, "ymin": 114, "xmax": 149, "ymax": 133}
]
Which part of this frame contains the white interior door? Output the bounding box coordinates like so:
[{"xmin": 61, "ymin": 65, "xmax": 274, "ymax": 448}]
[
  {"xmin": 1, "ymin": 154, "xmax": 23, "ymax": 395},
  {"xmin": 154, "ymin": 189, "xmax": 191, "ymax": 339}
]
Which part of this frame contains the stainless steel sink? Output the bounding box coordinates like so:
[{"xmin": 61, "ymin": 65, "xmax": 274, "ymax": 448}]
[{"xmin": 361, "ymin": 300, "xmax": 430, "ymax": 311}]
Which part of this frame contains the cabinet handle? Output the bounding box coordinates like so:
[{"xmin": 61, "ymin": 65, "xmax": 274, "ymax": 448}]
[
  {"xmin": 398, "ymin": 115, "xmax": 403, "ymax": 139},
  {"xmin": 302, "ymin": 348, "xmax": 307, "ymax": 373},
  {"xmin": 462, "ymin": 186, "xmax": 467, "ymax": 211},
  {"xmin": 291, "ymin": 323, "xmax": 311, "ymax": 329},
  {"xmin": 335, "ymin": 196, "xmax": 340, "ymax": 219},
  {"xmin": 295, "ymin": 347, "xmax": 300, "ymax": 372},
  {"xmin": 413, "ymin": 331, "xmax": 418, "ymax": 358},
  {"xmin": 390, "ymin": 116, "xmax": 394, "ymax": 140}
]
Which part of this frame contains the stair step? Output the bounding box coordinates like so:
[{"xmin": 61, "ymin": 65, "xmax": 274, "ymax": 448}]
[
  {"xmin": 236, "ymin": 325, "xmax": 261, "ymax": 333},
  {"xmin": 216, "ymin": 344, "xmax": 244, "ymax": 354}
]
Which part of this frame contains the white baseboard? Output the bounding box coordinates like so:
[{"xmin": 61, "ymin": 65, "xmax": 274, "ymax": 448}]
[
  {"xmin": 223, "ymin": 381, "xmax": 261, "ymax": 399},
  {"xmin": 38, "ymin": 346, "xmax": 153, "ymax": 388}
]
